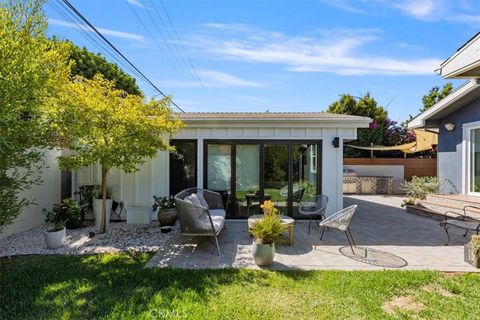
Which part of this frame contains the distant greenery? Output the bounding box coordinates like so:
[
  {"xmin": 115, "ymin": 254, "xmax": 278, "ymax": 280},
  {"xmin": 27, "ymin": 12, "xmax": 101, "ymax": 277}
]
[
  {"xmin": 69, "ymin": 44, "xmax": 142, "ymax": 95},
  {"xmin": 327, "ymin": 93, "xmax": 415, "ymax": 158},
  {"xmin": 1, "ymin": 254, "xmax": 480, "ymax": 319},
  {"xmin": 404, "ymin": 83, "xmax": 453, "ymax": 126}
]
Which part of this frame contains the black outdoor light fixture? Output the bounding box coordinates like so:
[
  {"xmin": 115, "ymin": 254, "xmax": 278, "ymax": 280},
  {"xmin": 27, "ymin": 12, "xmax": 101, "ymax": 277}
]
[{"xmin": 332, "ymin": 137, "xmax": 340, "ymax": 148}]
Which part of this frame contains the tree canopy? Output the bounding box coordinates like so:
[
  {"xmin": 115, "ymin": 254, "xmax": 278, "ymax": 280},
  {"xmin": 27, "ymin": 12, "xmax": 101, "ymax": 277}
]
[
  {"xmin": 69, "ymin": 44, "xmax": 142, "ymax": 96},
  {"xmin": 0, "ymin": 0, "xmax": 70, "ymax": 228},
  {"xmin": 421, "ymin": 83, "xmax": 453, "ymax": 112},
  {"xmin": 46, "ymin": 74, "xmax": 183, "ymax": 232},
  {"xmin": 327, "ymin": 93, "xmax": 416, "ymax": 158}
]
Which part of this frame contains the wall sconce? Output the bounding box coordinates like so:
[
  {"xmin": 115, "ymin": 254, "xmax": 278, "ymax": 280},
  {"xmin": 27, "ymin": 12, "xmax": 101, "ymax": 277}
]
[
  {"xmin": 444, "ymin": 122, "xmax": 455, "ymax": 131},
  {"xmin": 332, "ymin": 137, "xmax": 340, "ymax": 148}
]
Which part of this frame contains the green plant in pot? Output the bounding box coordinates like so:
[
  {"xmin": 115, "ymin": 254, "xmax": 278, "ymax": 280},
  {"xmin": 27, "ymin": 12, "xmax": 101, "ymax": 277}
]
[
  {"xmin": 43, "ymin": 205, "xmax": 68, "ymax": 249},
  {"xmin": 153, "ymin": 195, "xmax": 177, "ymax": 226},
  {"xmin": 250, "ymin": 214, "xmax": 287, "ymax": 266},
  {"xmin": 466, "ymin": 235, "xmax": 480, "ymax": 268}
]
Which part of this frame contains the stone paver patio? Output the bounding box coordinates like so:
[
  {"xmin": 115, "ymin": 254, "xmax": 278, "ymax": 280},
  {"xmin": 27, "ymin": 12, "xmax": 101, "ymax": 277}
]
[{"xmin": 146, "ymin": 195, "xmax": 479, "ymax": 272}]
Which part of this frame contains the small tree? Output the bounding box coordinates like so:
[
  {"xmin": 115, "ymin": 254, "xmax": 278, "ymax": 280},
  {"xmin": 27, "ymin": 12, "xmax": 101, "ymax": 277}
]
[
  {"xmin": 46, "ymin": 74, "xmax": 183, "ymax": 232},
  {"xmin": 0, "ymin": 0, "xmax": 70, "ymax": 228}
]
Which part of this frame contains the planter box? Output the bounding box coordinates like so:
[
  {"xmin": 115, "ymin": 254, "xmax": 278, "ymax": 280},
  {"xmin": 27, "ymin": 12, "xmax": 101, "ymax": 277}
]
[
  {"xmin": 464, "ymin": 244, "xmax": 480, "ymax": 268},
  {"xmin": 127, "ymin": 206, "xmax": 152, "ymax": 224}
]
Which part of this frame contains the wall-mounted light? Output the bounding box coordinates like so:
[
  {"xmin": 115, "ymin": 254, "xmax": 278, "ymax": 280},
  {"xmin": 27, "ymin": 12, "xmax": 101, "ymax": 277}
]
[
  {"xmin": 444, "ymin": 122, "xmax": 455, "ymax": 131},
  {"xmin": 332, "ymin": 137, "xmax": 340, "ymax": 148}
]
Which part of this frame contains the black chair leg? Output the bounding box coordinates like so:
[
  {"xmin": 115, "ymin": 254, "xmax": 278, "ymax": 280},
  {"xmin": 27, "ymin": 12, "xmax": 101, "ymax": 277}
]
[
  {"xmin": 314, "ymin": 226, "xmax": 325, "ymax": 249},
  {"xmin": 443, "ymin": 224, "xmax": 451, "ymax": 246}
]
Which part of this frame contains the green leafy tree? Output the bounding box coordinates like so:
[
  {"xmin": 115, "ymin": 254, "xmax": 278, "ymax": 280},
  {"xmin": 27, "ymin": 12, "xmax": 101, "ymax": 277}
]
[
  {"xmin": 327, "ymin": 93, "xmax": 390, "ymax": 157},
  {"xmin": 46, "ymin": 75, "xmax": 183, "ymax": 232},
  {"xmin": 421, "ymin": 83, "xmax": 453, "ymax": 112},
  {"xmin": 0, "ymin": 0, "xmax": 70, "ymax": 228},
  {"xmin": 69, "ymin": 44, "xmax": 142, "ymax": 95}
]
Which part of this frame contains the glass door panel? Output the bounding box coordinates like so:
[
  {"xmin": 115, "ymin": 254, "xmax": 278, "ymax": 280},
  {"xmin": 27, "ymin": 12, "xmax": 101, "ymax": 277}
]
[
  {"xmin": 236, "ymin": 144, "xmax": 260, "ymax": 217},
  {"xmin": 206, "ymin": 144, "xmax": 232, "ymax": 214},
  {"xmin": 169, "ymin": 140, "xmax": 197, "ymax": 196},
  {"xmin": 471, "ymin": 129, "xmax": 480, "ymax": 193},
  {"xmin": 264, "ymin": 144, "xmax": 289, "ymax": 215},
  {"xmin": 292, "ymin": 144, "xmax": 318, "ymax": 218}
]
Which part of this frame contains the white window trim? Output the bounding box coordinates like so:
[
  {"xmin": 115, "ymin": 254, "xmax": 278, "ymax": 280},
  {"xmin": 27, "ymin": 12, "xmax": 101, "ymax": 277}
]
[{"xmin": 462, "ymin": 120, "xmax": 480, "ymax": 195}]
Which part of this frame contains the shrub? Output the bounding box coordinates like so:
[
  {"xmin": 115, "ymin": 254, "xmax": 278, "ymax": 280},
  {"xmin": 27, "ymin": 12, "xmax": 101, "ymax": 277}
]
[
  {"xmin": 251, "ymin": 214, "xmax": 286, "ymax": 245},
  {"xmin": 260, "ymin": 200, "xmax": 279, "ymax": 217},
  {"xmin": 401, "ymin": 176, "xmax": 440, "ymax": 200},
  {"xmin": 152, "ymin": 195, "xmax": 175, "ymax": 212},
  {"xmin": 43, "ymin": 198, "xmax": 83, "ymax": 230}
]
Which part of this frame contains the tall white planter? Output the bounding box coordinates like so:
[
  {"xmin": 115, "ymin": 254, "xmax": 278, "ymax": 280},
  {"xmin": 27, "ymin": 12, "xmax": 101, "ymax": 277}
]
[{"xmin": 93, "ymin": 199, "xmax": 112, "ymax": 231}]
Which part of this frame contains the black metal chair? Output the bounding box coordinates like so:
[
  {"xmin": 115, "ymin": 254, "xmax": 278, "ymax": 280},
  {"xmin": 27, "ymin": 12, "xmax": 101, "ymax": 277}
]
[
  {"xmin": 298, "ymin": 195, "xmax": 329, "ymax": 234},
  {"xmin": 440, "ymin": 205, "xmax": 480, "ymax": 245}
]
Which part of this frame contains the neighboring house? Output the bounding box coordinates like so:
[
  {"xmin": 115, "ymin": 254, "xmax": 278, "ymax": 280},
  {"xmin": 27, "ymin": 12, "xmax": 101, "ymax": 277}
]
[
  {"xmin": 75, "ymin": 112, "xmax": 371, "ymax": 218},
  {"xmin": 409, "ymin": 33, "xmax": 480, "ymax": 197}
]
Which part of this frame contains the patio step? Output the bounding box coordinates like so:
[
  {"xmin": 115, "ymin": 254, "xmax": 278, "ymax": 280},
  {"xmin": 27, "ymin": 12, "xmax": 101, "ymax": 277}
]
[
  {"xmin": 426, "ymin": 194, "xmax": 480, "ymax": 207},
  {"xmin": 408, "ymin": 198, "xmax": 480, "ymax": 221}
]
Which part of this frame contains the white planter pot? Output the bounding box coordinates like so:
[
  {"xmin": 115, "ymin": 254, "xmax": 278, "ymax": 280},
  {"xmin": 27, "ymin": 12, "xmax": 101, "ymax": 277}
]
[
  {"xmin": 252, "ymin": 241, "xmax": 275, "ymax": 266},
  {"xmin": 93, "ymin": 199, "xmax": 112, "ymax": 231},
  {"xmin": 44, "ymin": 227, "xmax": 66, "ymax": 249},
  {"xmin": 127, "ymin": 206, "xmax": 152, "ymax": 224}
]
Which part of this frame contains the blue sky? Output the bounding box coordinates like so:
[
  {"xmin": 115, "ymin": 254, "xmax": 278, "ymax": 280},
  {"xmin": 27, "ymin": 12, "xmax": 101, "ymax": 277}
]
[{"xmin": 45, "ymin": 0, "xmax": 480, "ymax": 122}]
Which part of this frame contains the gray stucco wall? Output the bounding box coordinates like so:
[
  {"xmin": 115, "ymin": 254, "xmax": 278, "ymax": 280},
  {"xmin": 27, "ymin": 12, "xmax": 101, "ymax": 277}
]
[{"xmin": 438, "ymin": 98, "xmax": 480, "ymax": 193}]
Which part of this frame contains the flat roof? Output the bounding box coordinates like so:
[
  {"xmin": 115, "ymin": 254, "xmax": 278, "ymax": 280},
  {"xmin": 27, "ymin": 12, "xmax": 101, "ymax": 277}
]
[{"xmin": 178, "ymin": 112, "xmax": 371, "ymax": 122}]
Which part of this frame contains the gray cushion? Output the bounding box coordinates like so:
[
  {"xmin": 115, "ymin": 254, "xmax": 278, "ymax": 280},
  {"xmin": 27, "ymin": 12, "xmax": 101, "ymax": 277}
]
[
  {"xmin": 199, "ymin": 209, "xmax": 225, "ymax": 234},
  {"xmin": 195, "ymin": 193, "xmax": 209, "ymax": 209},
  {"xmin": 186, "ymin": 194, "xmax": 205, "ymax": 208}
]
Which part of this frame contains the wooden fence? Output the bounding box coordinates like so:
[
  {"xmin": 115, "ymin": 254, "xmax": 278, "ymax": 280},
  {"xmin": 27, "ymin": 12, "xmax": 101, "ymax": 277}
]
[{"xmin": 343, "ymin": 158, "xmax": 437, "ymax": 181}]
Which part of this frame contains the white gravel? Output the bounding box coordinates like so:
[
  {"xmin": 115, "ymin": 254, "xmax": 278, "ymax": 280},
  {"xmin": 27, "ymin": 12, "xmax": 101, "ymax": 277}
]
[{"xmin": 0, "ymin": 221, "xmax": 177, "ymax": 257}]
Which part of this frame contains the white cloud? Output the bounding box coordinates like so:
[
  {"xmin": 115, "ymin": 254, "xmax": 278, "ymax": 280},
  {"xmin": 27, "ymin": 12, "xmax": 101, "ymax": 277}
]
[
  {"xmin": 49, "ymin": 18, "xmax": 145, "ymax": 42},
  {"xmin": 126, "ymin": 0, "xmax": 146, "ymax": 9},
  {"xmin": 187, "ymin": 24, "xmax": 442, "ymax": 76},
  {"xmin": 157, "ymin": 70, "xmax": 264, "ymax": 88},
  {"xmin": 317, "ymin": 0, "xmax": 368, "ymax": 14},
  {"xmin": 393, "ymin": 0, "xmax": 438, "ymax": 19}
]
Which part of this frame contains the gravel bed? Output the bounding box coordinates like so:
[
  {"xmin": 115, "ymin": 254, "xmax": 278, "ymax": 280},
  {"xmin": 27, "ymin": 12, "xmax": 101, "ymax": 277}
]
[{"xmin": 0, "ymin": 221, "xmax": 177, "ymax": 257}]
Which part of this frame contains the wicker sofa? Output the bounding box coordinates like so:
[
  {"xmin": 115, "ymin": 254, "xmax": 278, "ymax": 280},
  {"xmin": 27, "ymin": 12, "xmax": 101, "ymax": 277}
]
[{"xmin": 174, "ymin": 188, "xmax": 226, "ymax": 255}]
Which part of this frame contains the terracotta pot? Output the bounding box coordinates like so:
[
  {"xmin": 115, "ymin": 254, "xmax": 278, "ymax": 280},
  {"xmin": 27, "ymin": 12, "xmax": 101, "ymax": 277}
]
[{"xmin": 157, "ymin": 208, "xmax": 177, "ymax": 226}]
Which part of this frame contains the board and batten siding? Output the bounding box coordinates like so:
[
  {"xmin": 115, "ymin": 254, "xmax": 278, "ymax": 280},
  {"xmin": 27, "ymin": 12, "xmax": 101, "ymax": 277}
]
[
  {"xmin": 75, "ymin": 122, "xmax": 364, "ymax": 217},
  {"xmin": 0, "ymin": 149, "xmax": 62, "ymax": 239}
]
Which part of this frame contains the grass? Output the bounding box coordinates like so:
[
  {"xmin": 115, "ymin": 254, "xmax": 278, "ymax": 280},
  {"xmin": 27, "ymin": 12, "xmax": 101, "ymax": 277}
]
[{"xmin": 1, "ymin": 253, "xmax": 480, "ymax": 319}]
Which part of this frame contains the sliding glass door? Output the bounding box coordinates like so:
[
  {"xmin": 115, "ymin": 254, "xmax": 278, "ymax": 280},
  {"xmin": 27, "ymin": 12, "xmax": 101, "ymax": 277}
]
[
  {"xmin": 169, "ymin": 140, "xmax": 197, "ymax": 196},
  {"xmin": 204, "ymin": 140, "xmax": 321, "ymax": 218},
  {"xmin": 470, "ymin": 128, "xmax": 480, "ymax": 194},
  {"xmin": 264, "ymin": 144, "xmax": 289, "ymax": 215}
]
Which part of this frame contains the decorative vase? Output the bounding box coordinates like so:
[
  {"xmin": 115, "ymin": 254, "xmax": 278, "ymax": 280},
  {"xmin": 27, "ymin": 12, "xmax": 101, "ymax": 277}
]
[
  {"xmin": 93, "ymin": 199, "xmax": 112, "ymax": 231},
  {"xmin": 157, "ymin": 208, "xmax": 178, "ymax": 226},
  {"xmin": 252, "ymin": 240, "xmax": 275, "ymax": 266},
  {"xmin": 44, "ymin": 227, "xmax": 66, "ymax": 249}
]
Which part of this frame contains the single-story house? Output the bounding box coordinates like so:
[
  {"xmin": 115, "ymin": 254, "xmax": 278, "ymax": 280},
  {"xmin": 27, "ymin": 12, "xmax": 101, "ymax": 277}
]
[
  {"xmin": 74, "ymin": 112, "xmax": 371, "ymax": 219},
  {"xmin": 409, "ymin": 33, "xmax": 480, "ymax": 197}
]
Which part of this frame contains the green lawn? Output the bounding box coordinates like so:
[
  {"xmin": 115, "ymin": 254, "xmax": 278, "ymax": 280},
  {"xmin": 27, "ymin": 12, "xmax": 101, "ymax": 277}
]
[{"xmin": 1, "ymin": 254, "xmax": 479, "ymax": 319}]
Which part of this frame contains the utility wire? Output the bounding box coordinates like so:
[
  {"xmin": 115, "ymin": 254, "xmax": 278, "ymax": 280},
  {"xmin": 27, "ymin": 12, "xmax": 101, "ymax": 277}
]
[
  {"xmin": 125, "ymin": 0, "xmax": 192, "ymax": 82},
  {"xmin": 61, "ymin": 0, "xmax": 185, "ymax": 112},
  {"xmin": 149, "ymin": 0, "xmax": 204, "ymax": 89}
]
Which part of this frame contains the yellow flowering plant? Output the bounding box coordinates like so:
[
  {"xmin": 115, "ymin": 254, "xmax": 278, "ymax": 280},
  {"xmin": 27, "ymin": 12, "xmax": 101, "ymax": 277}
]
[{"xmin": 260, "ymin": 200, "xmax": 279, "ymax": 217}]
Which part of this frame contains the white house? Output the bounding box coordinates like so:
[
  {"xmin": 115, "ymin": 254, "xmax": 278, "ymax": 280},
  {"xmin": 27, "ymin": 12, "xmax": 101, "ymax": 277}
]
[{"xmin": 75, "ymin": 112, "xmax": 371, "ymax": 219}]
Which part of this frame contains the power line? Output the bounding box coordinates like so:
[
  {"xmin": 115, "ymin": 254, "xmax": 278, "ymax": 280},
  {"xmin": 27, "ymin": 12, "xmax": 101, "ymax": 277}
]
[
  {"xmin": 61, "ymin": 0, "xmax": 185, "ymax": 112},
  {"xmin": 125, "ymin": 0, "xmax": 193, "ymax": 83},
  {"xmin": 149, "ymin": 0, "xmax": 205, "ymax": 89}
]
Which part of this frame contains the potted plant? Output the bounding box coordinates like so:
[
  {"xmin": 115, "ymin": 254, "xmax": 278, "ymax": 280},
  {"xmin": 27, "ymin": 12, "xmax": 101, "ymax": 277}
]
[
  {"xmin": 152, "ymin": 195, "xmax": 177, "ymax": 226},
  {"xmin": 93, "ymin": 186, "xmax": 114, "ymax": 231},
  {"xmin": 43, "ymin": 206, "xmax": 67, "ymax": 249},
  {"xmin": 465, "ymin": 235, "xmax": 480, "ymax": 268},
  {"xmin": 250, "ymin": 214, "xmax": 286, "ymax": 266},
  {"xmin": 63, "ymin": 198, "xmax": 84, "ymax": 229}
]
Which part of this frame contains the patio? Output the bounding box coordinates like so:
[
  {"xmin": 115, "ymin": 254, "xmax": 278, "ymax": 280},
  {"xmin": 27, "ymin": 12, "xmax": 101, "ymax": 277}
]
[{"xmin": 146, "ymin": 195, "xmax": 479, "ymax": 272}]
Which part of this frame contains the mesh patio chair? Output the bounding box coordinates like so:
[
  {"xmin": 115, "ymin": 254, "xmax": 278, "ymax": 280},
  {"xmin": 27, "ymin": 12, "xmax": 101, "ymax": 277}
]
[
  {"xmin": 174, "ymin": 188, "xmax": 226, "ymax": 255},
  {"xmin": 314, "ymin": 204, "xmax": 358, "ymax": 254},
  {"xmin": 298, "ymin": 195, "xmax": 329, "ymax": 234}
]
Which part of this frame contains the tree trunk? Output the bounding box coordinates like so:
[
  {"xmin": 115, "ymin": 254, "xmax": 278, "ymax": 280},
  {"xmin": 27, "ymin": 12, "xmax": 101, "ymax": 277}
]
[{"xmin": 100, "ymin": 166, "xmax": 108, "ymax": 233}]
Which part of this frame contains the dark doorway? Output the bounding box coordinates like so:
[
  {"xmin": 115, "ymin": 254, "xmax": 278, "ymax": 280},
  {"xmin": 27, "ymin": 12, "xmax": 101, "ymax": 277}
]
[{"xmin": 169, "ymin": 140, "xmax": 197, "ymax": 196}]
